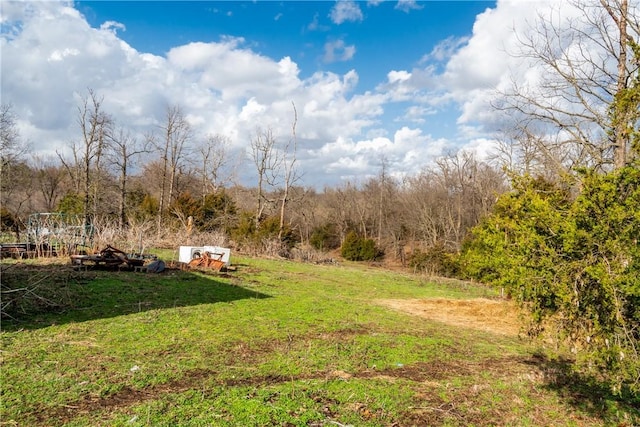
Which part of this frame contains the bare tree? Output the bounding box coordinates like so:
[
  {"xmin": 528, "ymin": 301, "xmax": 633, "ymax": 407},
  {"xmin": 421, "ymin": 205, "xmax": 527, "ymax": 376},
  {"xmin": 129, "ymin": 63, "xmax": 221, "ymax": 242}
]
[
  {"xmin": 58, "ymin": 89, "xmax": 111, "ymax": 229},
  {"xmin": 156, "ymin": 105, "xmax": 192, "ymax": 229},
  {"xmin": 497, "ymin": 0, "xmax": 639, "ymax": 173},
  {"xmin": 197, "ymin": 133, "xmax": 230, "ymax": 203},
  {"xmin": 493, "ymin": 127, "xmax": 570, "ymax": 179},
  {"xmin": 402, "ymin": 152, "xmax": 505, "ymax": 251},
  {"xmin": 601, "ymin": 0, "xmax": 635, "ymax": 168},
  {"xmin": 369, "ymin": 156, "xmax": 396, "ymax": 244},
  {"xmin": 325, "ymin": 182, "xmax": 372, "ymax": 240},
  {"xmin": 0, "ymin": 104, "xmax": 27, "ymax": 173},
  {"xmin": 250, "ymin": 127, "xmax": 279, "ymax": 228},
  {"xmin": 0, "ymin": 104, "xmax": 29, "ymax": 223},
  {"xmin": 322, "ymin": 185, "xmax": 355, "ymax": 245},
  {"xmin": 277, "ymin": 102, "xmax": 303, "ymax": 240},
  {"xmin": 107, "ymin": 126, "xmax": 150, "ymax": 230},
  {"xmin": 31, "ymin": 154, "xmax": 66, "ymax": 212},
  {"xmin": 57, "ymin": 141, "xmax": 82, "ymax": 195}
]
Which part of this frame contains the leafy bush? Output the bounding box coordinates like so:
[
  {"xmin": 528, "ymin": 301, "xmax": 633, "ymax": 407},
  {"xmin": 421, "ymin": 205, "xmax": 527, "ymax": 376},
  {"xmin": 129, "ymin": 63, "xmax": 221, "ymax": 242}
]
[
  {"xmin": 409, "ymin": 243, "xmax": 459, "ymax": 276},
  {"xmin": 310, "ymin": 222, "xmax": 340, "ymax": 251},
  {"xmin": 459, "ymin": 168, "xmax": 640, "ymax": 394},
  {"xmin": 0, "ymin": 207, "xmax": 17, "ymax": 232},
  {"xmin": 340, "ymin": 231, "xmax": 380, "ymax": 261},
  {"xmin": 199, "ymin": 190, "xmax": 237, "ymax": 231},
  {"xmin": 231, "ymin": 213, "xmax": 298, "ymax": 252},
  {"xmin": 57, "ymin": 193, "xmax": 84, "ymax": 215}
]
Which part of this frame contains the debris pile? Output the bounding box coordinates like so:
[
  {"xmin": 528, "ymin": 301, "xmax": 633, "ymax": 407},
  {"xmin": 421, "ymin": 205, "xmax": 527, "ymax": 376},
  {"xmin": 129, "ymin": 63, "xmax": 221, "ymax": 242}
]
[
  {"xmin": 70, "ymin": 245, "xmax": 157, "ymax": 271},
  {"xmin": 187, "ymin": 251, "xmax": 226, "ymax": 271}
]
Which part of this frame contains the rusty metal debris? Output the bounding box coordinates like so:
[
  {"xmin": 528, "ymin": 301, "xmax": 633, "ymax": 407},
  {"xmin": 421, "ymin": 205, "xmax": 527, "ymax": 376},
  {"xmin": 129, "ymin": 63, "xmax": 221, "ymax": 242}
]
[
  {"xmin": 70, "ymin": 245, "xmax": 156, "ymax": 270},
  {"xmin": 187, "ymin": 251, "xmax": 226, "ymax": 271}
]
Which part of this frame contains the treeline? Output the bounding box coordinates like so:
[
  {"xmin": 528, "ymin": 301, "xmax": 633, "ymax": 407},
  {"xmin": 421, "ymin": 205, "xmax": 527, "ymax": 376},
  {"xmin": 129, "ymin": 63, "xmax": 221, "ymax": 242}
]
[{"xmin": 0, "ymin": 99, "xmax": 505, "ymax": 264}]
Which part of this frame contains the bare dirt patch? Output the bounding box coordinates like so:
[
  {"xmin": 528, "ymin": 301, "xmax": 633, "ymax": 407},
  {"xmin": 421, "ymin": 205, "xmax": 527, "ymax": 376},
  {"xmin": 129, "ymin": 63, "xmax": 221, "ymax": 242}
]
[{"xmin": 377, "ymin": 298, "xmax": 523, "ymax": 336}]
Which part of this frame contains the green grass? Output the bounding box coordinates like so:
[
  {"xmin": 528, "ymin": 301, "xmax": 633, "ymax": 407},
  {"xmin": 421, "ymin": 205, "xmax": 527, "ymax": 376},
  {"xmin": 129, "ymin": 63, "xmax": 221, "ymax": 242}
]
[{"xmin": 1, "ymin": 256, "xmax": 638, "ymax": 426}]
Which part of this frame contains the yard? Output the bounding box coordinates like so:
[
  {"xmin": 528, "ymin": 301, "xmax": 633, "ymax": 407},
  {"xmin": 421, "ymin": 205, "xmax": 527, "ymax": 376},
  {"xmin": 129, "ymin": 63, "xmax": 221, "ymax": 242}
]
[{"xmin": 1, "ymin": 257, "xmax": 637, "ymax": 426}]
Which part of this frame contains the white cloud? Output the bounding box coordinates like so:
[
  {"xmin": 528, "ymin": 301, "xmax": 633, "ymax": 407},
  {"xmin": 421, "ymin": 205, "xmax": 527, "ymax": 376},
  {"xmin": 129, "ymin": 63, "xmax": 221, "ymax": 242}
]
[
  {"xmin": 377, "ymin": 66, "xmax": 441, "ymax": 105},
  {"xmin": 399, "ymin": 106, "xmax": 437, "ymax": 124},
  {"xmin": 439, "ymin": 0, "xmax": 599, "ymax": 131},
  {"xmin": 378, "ymin": 0, "xmax": 626, "ymax": 152},
  {"xmin": 395, "ymin": 0, "xmax": 423, "ymax": 13},
  {"xmin": 323, "ymin": 39, "xmax": 356, "ymax": 63},
  {"xmin": 459, "ymin": 137, "xmax": 500, "ymax": 162},
  {"xmin": 421, "ymin": 36, "xmax": 469, "ymax": 63},
  {"xmin": 307, "ymin": 126, "xmax": 447, "ymax": 183},
  {"xmin": 1, "ymin": 1, "xmax": 396, "ymax": 187},
  {"xmin": 329, "ymin": 0, "xmax": 363, "ymax": 24},
  {"xmin": 307, "ymin": 13, "xmax": 330, "ymax": 32},
  {"xmin": 48, "ymin": 47, "xmax": 79, "ymax": 62},
  {"xmin": 387, "ymin": 70, "xmax": 411, "ymax": 84},
  {"xmin": 100, "ymin": 20, "xmax": 126, "ymax": 34},
  {"xmin": 0, "ymin": 0, "xmax": 465, "ymax": 188},
  {"xmin": 6, "ymin": 0, "xmax": 619, "ymax": 189}
]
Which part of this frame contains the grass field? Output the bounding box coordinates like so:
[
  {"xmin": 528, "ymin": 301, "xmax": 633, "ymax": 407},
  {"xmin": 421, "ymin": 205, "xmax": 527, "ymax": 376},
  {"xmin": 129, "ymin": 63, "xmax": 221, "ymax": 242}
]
[{"xmin": 1, "ymin": 256, "xmax": 638, "ymax": 426}]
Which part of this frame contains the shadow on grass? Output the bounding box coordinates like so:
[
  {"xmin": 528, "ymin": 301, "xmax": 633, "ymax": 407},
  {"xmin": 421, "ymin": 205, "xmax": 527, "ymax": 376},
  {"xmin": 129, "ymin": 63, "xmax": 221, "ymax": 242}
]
[
  {"xmin": 0, "ymin": 262, "xmax": 270, "ymax": 331},
  {"xmin": 528, "ymin": 353, "xmax": 640, "ymax": 423}
]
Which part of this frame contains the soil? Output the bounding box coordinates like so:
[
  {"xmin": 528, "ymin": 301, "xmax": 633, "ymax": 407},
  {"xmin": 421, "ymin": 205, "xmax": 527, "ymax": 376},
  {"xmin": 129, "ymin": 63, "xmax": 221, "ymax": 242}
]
[
  {"xmin": 34, "ymin": 354, "xmax": 538, "ymax": 426},
  {"xmin": 376, "ymin": 297, "xmax": 523, "ymax": 336}
]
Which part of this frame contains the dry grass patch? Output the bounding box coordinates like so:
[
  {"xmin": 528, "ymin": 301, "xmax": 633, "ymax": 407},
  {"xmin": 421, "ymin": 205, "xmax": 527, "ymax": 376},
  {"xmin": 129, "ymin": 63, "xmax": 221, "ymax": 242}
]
[{"xmin": 377, "ymin": 297, "xmax": 523, "ymax": 336}]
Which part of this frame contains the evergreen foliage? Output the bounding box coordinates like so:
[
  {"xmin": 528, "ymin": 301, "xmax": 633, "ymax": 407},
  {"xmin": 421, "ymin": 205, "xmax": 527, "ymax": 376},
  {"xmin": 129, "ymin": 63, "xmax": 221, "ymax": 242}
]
[
  {"xmin": 56, "ymin": 193, "xmax": 84, "ymax": 215},
  {"xmin": 200, "ymin": 190, "xmax": 237, "ymax": 231},
  {"xmin": 231, "ymin": 213, "xmax": 298, "ymax": 250},
  {"xmin": 408, "ymin": 243, "xmax": 459, "ymax": 276},
  {"xmin": 341, "ymin": 231, "xmax": 380, "ymax": 261},
  {"xmin": 460, "ymin": 167, "xmax": 640, "ymax": 393},
  {"xmin": 169, "ymin": 192, "xmax": 200, "ymax": 222},
  {"xmin": 0, "ymin": 207, "xmax": 17, "ymax": 233},
  {"xmin": 137, "ymin": 195, "xmax": 159, "ymax": 221},
  {"xmin": 310, "ymin": 222, "xmax": 340, "ymax": 251}
]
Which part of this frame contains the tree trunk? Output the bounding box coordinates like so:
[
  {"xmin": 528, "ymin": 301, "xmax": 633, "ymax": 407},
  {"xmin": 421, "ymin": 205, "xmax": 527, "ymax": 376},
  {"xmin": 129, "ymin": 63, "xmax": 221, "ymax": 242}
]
[{"xmin": 602, "ymin": 0, "xmax": 630, "ymax": 169}]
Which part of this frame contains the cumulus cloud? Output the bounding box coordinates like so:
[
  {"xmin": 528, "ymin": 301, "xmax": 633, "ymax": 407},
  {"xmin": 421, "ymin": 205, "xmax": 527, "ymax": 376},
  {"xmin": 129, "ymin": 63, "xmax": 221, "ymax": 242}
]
[
  {"xmin": 100, "ymin": 20, "xmax": 126, "ymax": 34},
  {"xmin": 307, "ymin": 126, "xmax": 447, "ymax": 182},
  {"xmin": 2, "ymin": 1, "xmax": 398, "ymax": 186},
  {"xmin": 5, "ymin": 0, "xmax": 610, "ymax": 188},
  {"xmin": 399, "ymin": 106, "xmax": 437, "ymax": 124},
  {"xmin": 329, "ymin": 0, "xmax": 363, "ymax": 24},
  {"xmin": 440, "ymin": 0, "xmax": 597, "ymax": 131}
]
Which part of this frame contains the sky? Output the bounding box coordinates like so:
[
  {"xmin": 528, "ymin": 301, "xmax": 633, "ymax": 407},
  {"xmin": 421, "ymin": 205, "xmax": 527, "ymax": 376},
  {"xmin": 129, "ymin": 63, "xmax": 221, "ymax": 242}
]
[{"xmin": 0, "ymin": 0, "xmax": 610, "ymax": 189}]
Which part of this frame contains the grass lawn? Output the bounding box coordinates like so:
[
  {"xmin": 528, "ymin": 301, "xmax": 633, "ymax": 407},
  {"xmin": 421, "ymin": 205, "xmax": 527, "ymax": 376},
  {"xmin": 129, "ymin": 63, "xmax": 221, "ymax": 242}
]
[{"xmin": 1, "ymin": 256, "xmax": 638, "ymax": 426}]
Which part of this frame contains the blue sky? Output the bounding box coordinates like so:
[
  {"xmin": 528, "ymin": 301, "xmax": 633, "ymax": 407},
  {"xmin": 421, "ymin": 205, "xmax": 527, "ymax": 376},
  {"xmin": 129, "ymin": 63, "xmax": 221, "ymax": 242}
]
[
  {"xmin": 2, "ymin": 0, "xmax": 563, "ymax": 188},
  {"xmin": 74, "ymin": 0, "xmax": 493, "ymax": 138},
  {"xmin": 77, "ymin": 1, "xmax": 491, "ymax": 85}
]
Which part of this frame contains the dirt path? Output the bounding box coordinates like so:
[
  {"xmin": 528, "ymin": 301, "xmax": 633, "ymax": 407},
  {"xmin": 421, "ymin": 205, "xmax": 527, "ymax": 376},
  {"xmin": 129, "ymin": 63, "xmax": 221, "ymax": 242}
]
[{"xmin": 377, "ymin": 298, "xmax": 523, "ymax": 336}]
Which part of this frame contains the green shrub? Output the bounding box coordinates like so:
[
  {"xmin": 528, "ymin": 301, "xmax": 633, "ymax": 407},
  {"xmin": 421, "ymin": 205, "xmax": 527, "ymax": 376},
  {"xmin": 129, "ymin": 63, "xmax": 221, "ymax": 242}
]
[
  {"xmin": 340, "ymin": 231, "xmax": 380, "ymax": 261},
  {"xmin": 459, "ymin": 168, "xmax": 640, "ymax": 394},
  {"xmin": 231, "ymin": 213, "xmax": 298, "ymax": 251},
  {"xmin": 409, "ymin": 244, "xmax": 459, "ymax": 276},
  {"xmin": 57, "ymin": 193, "xmax": 84, "ymax": 215},
  {"xmin": 0, "ymin": 207, "xmax": 17, "ymax": 233},
  {"xmin": 199, "ymin": 190, "xmax": 237, "ymax": 231},
  {"xmin": 310, "ymin": 222, "xmax": 340, "ymax": 251}
]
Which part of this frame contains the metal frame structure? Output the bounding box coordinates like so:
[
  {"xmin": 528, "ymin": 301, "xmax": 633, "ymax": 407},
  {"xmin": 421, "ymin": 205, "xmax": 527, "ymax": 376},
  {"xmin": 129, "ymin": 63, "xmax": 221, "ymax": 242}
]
[{"xmin": 27, "ymin": 213, "xmax": 94, "ymax": 255}]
